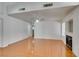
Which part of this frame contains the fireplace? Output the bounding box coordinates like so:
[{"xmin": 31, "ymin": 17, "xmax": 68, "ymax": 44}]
[{"xmin": 66, "ymin": 35, "xmax": 72, "ymax": 50}]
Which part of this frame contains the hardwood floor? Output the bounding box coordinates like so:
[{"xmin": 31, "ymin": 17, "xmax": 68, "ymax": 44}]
[{"xmin": 0, "ymin": 37, "xmax": 75, "ymax": 57}]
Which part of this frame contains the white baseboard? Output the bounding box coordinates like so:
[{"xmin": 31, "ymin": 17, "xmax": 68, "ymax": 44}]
[
  {"xmin": 0, "ymin": 36, "xmax": 64, "ymax": 48},
  {"xmin": 61, "ymin": 36, "xmax": 66, "ymax": 44},
  {"xmin": 73, "ymin": 50, "xmax": 79, "ymax": 57},
  {"xmin": 0, "ymin": 41, "xmax": 8, "ymax": 48},
  {"xmin": 0, "ymin": 35, "xmax": 31, "ymax": 48},
  {"xmin": 34, "ymin": 36, "xmax": 62, "ymax": 40},
  {"xmin": 0, "ymin": 44, "xmax": 8, "ymax": 48}
]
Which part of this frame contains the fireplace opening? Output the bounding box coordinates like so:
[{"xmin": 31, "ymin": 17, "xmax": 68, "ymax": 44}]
[{"xmin": 66, "ymin": 35, "xmax": 72, "ymax": 50}]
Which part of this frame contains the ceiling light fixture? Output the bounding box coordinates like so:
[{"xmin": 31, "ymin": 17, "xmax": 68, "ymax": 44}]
[{"xmin": 35, "ymin": 19, "xmax": 39, "ymax": 23}]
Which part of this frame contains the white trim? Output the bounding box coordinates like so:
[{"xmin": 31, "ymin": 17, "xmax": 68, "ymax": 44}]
[
  {"xmin": 34, "ymin": 36, "xmax": 62, "ymax": 40},
  {"xmin": 0, "ymin": 36, "xmax": 31, "ymax": 48}
]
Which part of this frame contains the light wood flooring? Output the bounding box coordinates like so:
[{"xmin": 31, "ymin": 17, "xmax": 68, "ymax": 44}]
[{"xmin": 0, "ymin": 37, "xmax": 75, "ymax": 57}]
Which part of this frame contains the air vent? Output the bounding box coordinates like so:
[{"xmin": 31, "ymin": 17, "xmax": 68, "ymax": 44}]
[
  {"xmin": 43, "ymin": 3, "xmax": 53, "ymax": 7},
  {"xmin": 19, "ymin": 8, "xmax": 26, "ymax": 11}
]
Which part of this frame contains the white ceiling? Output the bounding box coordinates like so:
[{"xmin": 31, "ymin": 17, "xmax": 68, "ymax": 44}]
[
  {"xmin": 9, "ymin": 6, "xmax": 77, "ymax": 24},
  {"xmin": 8, "ymin": 2, "xmax": 79, "ymax": 24},
  {"xmin": 7, "ymin": 2, "xmax": 79, "ymax": 14}
]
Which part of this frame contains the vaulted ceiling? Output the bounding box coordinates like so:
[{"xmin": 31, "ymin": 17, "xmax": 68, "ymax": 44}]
[{"xmin": 7, "ymin": 2, "xmax": 79, "ymax": 24}]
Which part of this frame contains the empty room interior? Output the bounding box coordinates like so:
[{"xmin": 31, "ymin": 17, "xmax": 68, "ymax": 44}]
[{"xmin": 0, "ymin": 2, "xmax": 79, "ymax": 57}]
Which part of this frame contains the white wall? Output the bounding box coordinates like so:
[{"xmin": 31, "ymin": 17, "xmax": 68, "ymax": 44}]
[
  {"xmin": 73, "ymin": 9, "xmax": 79, "ymax": 56},
  {"xmin": 0, "ymin": 3, "xmax": 32, "ymax": 47},
  {"xmin": 62, "ymin": 6, "xmax": 79, "ymax": 56},
  {"xmin": 0, "ymin": 3, "xmax": 3, "ymax": 15},
  {"xmin": 34, "ymin": 20, "xmax": 61, "ymax": 39},
  {"xmin": 0, "ymin": 18, "xmax": 2, "ymax": 47},
  {"xmin": 1, "ymin": 16, "xmax": 31, "ymax": 47}
]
